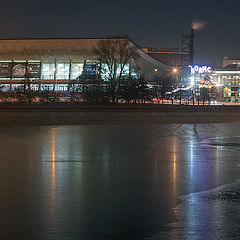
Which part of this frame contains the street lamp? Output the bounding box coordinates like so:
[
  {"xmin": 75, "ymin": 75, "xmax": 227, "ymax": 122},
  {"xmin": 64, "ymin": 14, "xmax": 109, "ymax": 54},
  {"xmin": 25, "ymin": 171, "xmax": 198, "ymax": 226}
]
[
  {"xmin": 171, "ymin": 67, "xmax": 181, "ymax": 104},
  {"xmin": 171, "ymin": 67, "xmax": 179, "ymax": 75},
  {"xmin": 53, "ymin": 66, "xmax": 58, "ymax": 102},
  {"xmin": 154, "ymin": 68, "xmax": 158, "ymax": 81}
]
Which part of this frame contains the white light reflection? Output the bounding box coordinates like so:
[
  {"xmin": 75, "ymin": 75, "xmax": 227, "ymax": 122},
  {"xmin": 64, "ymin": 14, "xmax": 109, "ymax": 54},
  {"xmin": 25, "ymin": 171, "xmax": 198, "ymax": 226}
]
[
  {"xmin": 184, "ymin": 127, "xmax": 197, "ymax": 238},
  {"xmin": 49, "ymin": 127, "xmax": 59, "ymax": 237},
  {"xmin": 190, "ymin": 134, "xmax": 194, "ymax": 182},
  {"xmin": 173, "ymin": 135, "xmax": 177, "ymax": 194},
  {"xmin": 50, "ymin": 127, "xmax": 57, "ymax": 205}
]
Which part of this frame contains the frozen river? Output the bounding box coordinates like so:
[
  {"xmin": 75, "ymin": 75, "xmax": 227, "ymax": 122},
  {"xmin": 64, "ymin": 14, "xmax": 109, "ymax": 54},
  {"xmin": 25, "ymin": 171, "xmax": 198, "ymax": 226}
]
[{"xmin": 0, "ymin": 123, "xmax": 240, "ymax": 239}]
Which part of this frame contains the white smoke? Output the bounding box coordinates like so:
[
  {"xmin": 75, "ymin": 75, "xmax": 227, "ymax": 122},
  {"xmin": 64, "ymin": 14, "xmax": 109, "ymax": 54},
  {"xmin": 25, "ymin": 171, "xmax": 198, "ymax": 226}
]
[{"xmin": 192, "ymin": 20, "xmax": 206, "ymax": 31}]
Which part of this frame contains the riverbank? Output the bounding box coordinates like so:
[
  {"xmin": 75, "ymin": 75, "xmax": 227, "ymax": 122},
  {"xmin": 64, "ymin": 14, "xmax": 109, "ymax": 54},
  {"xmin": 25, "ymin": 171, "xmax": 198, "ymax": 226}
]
[
  {"xmin": 159, "ymin": 180, "xmax": 240, "ymax": 240},
  {"xmin": 1, "ymin": 103, "xmax": 240, "ymax": 124}
]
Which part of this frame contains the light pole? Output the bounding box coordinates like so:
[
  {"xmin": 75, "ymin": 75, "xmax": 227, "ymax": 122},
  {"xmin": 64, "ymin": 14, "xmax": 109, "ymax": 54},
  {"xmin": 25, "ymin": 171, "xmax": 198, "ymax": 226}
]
[
  {"xmin": 235, "ymin": 79, "xmax": 237, "ymax": 105},
  {"xmin": 53, "ymin": 66, "xmax": 58, "ymax": 102},
  {"xmin": 154, "ymin": 68, "xmax": 158, "ymax": 79},
  {"xmin": 171, "ymin": 67, "xmax": 179, "ymax": 104},
  {"xmin": 154, "ymin": 68, "xmax": 159, "ymax": 103}
]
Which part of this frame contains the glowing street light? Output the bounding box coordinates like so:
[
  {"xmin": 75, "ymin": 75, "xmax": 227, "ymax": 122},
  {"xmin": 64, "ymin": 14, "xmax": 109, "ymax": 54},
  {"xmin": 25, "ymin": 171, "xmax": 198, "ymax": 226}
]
[
  {"xmin": 154, "ymin": 68, "xmax": 158, "ymax": 80},
  {"xmin": 171, "ymin": 67, "xmax": 179, "ymax": 75},
  {"xmin": 170, "ymin": 66, "xmax": 181, "ymax": 104},
  {"xmin": 170, "ymin": 67, "xmax": 179, "ymax": 82}
]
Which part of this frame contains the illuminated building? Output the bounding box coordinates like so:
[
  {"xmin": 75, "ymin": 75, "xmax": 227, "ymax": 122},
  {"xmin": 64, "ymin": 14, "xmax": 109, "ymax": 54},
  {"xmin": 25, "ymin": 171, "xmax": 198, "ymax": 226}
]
[
  {"xmin": 223, "ymin": 56, "xmax": 240, "ymax": 68},
  {"xmin": 188, "ymin": 63, "xmax": 240, "ymax": 102},
  {"xmin": 219, "ymin": 57, "xmax": 240, "ymax": 102},
  {"xmin": 0, "ymin": 38, "xmax": 168, "ymax": 92},
  {"xmin": 212, "ymin": 65, "xmax": 240, "ymax": 102}
]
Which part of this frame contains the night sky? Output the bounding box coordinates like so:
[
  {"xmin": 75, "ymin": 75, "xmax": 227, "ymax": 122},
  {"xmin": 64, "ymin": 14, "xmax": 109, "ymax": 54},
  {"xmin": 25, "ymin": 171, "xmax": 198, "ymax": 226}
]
[{"xmin": 2, "ymin": 0, "xmax": 240, "ymax": 65}]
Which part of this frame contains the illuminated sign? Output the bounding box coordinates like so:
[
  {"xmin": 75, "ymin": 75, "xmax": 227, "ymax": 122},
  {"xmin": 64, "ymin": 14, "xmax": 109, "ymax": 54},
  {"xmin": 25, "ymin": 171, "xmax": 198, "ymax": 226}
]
[
  {"xmin": 0, "ymin": 62, "xmax": 12, "ymax": 78},
  {"xmin": 198, "ymin": 84, "xmax": 213, "ymax": 89},
  {"xmin": 26, "ymin": 62, "xmax": 41, "ymax": 78},
  {"xmin": 84, "ymin": 63, "xmax": 97, "ymax": 75},
  {"xmin": 12, "ymin": 62, "xmax": 26, "ymax": 78},
  {"xmin": 189, "ymin": 65, "xmax": 212, "ymax": 75}
]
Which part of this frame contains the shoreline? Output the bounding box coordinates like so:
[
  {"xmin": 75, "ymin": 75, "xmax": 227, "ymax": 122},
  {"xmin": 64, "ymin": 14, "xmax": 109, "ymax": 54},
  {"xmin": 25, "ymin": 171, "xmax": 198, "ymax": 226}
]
[
  {"xmin": 160, "ymin": 179, "xmax": 240, "ymax": 240},
  {"xmin": 2, "ymin": 103, "xmax": 240, "ymax": 112},
  {"xmin": 1, "ymin": 104, "xmax": 240, "ymax": 124}
]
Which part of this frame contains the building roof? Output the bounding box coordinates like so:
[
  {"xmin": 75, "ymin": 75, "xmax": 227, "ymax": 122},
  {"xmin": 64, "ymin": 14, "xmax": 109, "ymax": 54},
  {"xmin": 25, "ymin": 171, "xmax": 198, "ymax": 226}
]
[
  {"xmin": 0, "ymin": 38, "xmax": 103, "ymax": 61},
  {"xmin": 142, "ymin": 47, "xmax": 189, "ymax": 55}
]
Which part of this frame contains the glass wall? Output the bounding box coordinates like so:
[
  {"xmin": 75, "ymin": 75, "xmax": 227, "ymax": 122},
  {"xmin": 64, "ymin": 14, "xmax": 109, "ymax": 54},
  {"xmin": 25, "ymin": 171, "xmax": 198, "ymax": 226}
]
[
  {"xmin": 24, "ymin": 84, "xmax": 40, "ymax": 91},
  {"xmin": 12, "ymin": 84, "xmax": 24, "ymax": 91},
  {"xmin": 42, "ymin": 63, "xmax": 55, "ymax": 80},
  {"xmin": 101, "ymin": 63, "xmax": 110, "ymax": 81},
  {"xmin": 0, "ymin": 60, "xmax": 137, "ymax": 81},
  {"xmin": 116, "ymin": 64, "xmax": 129, "ymax": 76},
  {"xmin": 40, "ymin": 84, "xmax": 54, "ymax": 91},
  {"xmin": 71, "ymin": 63, "xmax": 83, "ymax": 79},
  {"xmin": 101, "ymin": 63, "xmax": 132, "ymax": 81},
  {"xmin": 0, "ymin": 84, "xmax": 10, "ymax": 92},
  {"xmin": 56, "ymin": 84, "xmax": 68, "ymax": 91},
  {"xmin": 56, "ymin": 63, "xmax": 70, "ymax": 80}
]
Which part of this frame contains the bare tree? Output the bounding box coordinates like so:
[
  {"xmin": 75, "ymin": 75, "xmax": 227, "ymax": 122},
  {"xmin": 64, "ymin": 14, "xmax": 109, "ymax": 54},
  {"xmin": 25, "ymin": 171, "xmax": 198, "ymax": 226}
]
[
  {"xmin": 81, "ymin": 80, "xmax": 110, "ymax": 104},
  {"xmin": 208, "ymin": 86, "xmax": 217, "ymax": 105},
  {"xmin": 93, "ymin": 37, "xmax": 138, "ymax": 103},
  {"xmin": 67, "ymin": 80, "xmax": 81, "ymax": 103},
  {"xmin": 154, "ymin": 72, "xmax": 176, "ymax": 104},
  {"xmin": 14, "ymin": 87, "xmax": 26, "ymax": 103}
]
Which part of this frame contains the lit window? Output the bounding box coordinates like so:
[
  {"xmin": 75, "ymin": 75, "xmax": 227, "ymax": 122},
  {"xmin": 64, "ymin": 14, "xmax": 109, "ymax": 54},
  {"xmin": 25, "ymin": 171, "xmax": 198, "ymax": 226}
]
[
  {"xmin": 101, "ymin": 63, "xmax": 131, "ymax": 81},
  {"xmin": 70, "ymin": 63, "xmax": 83, "ymax": 80},
  {"xmin": 41, "ymin": 84, "xmax": 54, "ymax": 91},
  {"xmin": 56, "ymin": 63, "xmax": 70, "ymax": 80},
  {"xmin": 56, "ymin": 84, "xmax": 68, "ymax": 91},
  {"xmin": 101, "ymin": 63, "xmax": 110, "ymax": 81},
  {"xmin": 42, "ymin": 63, "xmax": 55, "ymax": 80}
]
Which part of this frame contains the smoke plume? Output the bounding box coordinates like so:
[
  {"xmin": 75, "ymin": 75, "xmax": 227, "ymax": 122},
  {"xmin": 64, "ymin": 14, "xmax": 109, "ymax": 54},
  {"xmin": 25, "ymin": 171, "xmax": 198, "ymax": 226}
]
[{"xmin": 191, "ymin": 20, "xmax": 206, "ymax": 31}]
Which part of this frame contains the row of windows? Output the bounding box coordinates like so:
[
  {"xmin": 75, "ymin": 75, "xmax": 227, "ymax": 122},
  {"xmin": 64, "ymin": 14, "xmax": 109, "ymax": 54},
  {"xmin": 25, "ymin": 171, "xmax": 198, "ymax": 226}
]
[
  {"xmin": 221, "ymin": 75, "xmax": 240, "ymax": 80},
  {"xmin": 42, "ymin": 63, "xmax": 83, "ymax": 80},
  {"xmin": 0, "ymin": 84, "xmax": 70, "ymax": 92},
  {"xmin": 0, "ymin": 83, "xmax": 117, "ymax": 92},
  {"xmin": 0, "ymin": 61, "xmax": 84, "ymax": 80},
  {"xmin": 224, "ymin": 82, "xmax": 240, "ymax": 86},
  {"xmin": 231, "ymin": 93, "xmax": 240, "ymax": 97},
  {"xmin": 41, "ymin": 63, "xmax": 134, "ymax": 80},
  {"xmin": 231, "ymin": 87, "xmax": 239, "ymax": 91},
  {"xmin": 0, "ymin": 61, "xmax": 135, "ymax": 80}
]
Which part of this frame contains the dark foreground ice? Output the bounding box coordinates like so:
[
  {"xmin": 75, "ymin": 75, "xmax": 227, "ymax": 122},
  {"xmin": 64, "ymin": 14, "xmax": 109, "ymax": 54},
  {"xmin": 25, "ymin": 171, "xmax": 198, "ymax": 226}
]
[
  {"xmin": 153, "ymin": 180, "xmax": 240, "ymax": 240},
  {"xmin": 0, "ymin": 123, "xmax": 240, "ymax": 239}
]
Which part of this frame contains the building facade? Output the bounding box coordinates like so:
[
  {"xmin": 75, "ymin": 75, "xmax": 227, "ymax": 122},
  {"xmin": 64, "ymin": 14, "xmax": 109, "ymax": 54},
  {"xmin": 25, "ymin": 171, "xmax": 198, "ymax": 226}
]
[
  {"xmin": 223, "ymin": 56, "xmax": 240, "ymax": 68},
  {"xmin": 212, "ymin": 67, "xmax": 240, "ymax": 102},
  {"xmin": 0, "ymin": 38, "xmax": 169, "ymax": 92},
  {"xmin": 142, "ymin": 47, "xmax": 189, "ymax": 66},
  {"xmin": 189, "ymin": 61, "xmax": 240, "ymax": 103}
]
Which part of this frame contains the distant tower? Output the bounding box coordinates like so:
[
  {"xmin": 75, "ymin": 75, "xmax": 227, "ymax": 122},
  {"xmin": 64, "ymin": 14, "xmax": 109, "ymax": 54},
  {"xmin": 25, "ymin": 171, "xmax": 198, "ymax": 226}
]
[
  {"xmin": 181, "ymin": 28, "xmax": 194, "ymax": 67},
  {"xmin": 189, "ymin": 28, "xmax": 194, "ymax": 65}
]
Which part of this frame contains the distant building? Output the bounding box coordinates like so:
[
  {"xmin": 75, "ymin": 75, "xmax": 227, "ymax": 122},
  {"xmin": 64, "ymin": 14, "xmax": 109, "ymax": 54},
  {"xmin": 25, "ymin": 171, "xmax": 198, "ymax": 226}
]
[
  {"xmin": 189, "ymin": 61, "xmax": 240, "ymax": 102},
  {"xmin": 141, "ymin": 47, "xmax": 189, "ymax": 66},
  {"xmin": 223, "ymin": 56, "xmax": 240, "ymax": 67},
  {"xmin": 212, "ymin": 64, "xmax": 240, "ymax": 102}
]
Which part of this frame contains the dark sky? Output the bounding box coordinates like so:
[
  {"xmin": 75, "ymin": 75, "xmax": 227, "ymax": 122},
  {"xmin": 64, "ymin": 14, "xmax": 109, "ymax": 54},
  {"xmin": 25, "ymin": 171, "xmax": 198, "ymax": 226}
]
[{"xmin": 2, "ymin": 0, "xmax": 240, "ymax": 65}]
